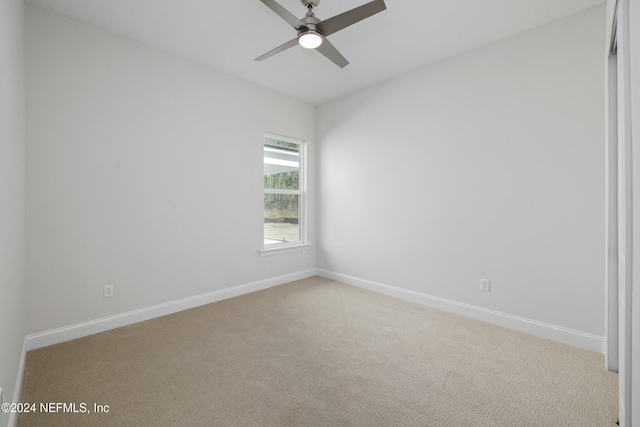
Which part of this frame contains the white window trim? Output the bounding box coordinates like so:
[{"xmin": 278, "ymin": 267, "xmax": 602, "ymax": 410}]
[
  {"xmin": 259, "ymin": 243, "xmax": 312, "ymax": 257},
  {"xmin": 261, "ymin": 133, "xmax": 308, "ymax": 254}
]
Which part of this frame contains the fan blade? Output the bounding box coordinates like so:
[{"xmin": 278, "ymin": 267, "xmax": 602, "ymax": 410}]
[
  {"xmin": 259, "ymin": 0, "xmax": 306, "ymax": 30},
  {"xmin": 317, "ymin": 0, "xmax": 386, "ymax": 36},
  {"xmin": 316, "ymin": 39, "xmax": 349, "ymax": 68},
  {"xmin": 255, "ymin": 38, "xmax": 299, "ymax": 61}
]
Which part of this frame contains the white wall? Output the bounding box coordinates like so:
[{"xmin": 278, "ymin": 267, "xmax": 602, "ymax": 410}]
[
  {"xmin": 0, "ymin": 0, "xmax": 26, "ymax": 421},
  {"xmin": 318, "ymin": 6, "xmax": 606, "ymax": 337},
  {"xmin": 23, "ymin": 2, "xmax": 609, "ymax": 350},
  {"xmin": 25, "ymin": 5, "xmax": 316, "ymax": 334}
]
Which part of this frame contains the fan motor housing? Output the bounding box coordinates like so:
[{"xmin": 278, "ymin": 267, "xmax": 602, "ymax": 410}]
[{"xmin": 301, "ymin": 14, "xmax": 321, "ymax": 29}]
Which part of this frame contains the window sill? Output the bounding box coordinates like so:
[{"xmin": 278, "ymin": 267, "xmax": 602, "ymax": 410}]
[{"xmin": 259, "ymin": 243, "xmax": 312, "ymax": 257}]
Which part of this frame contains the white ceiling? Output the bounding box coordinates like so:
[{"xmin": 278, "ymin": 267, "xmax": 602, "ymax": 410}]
[{"xmin": 26, "ymin": 0, "xmax": 604, "ymax": 105}]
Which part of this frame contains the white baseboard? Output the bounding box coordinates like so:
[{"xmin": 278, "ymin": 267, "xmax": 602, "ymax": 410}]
[
  {"xmin": 317, "ymin": 269, "xmax": 604, "ymax": 353},
  {"xmin": 22, "ymin": 267, "xmax": 604, "ymax": 353},
  {"xmin": 25, "ymin": 269, "xmax": 318, "ymax": 351},
  {"xmin": 8, "ymin": 339, "xmax": 27, "ymax": 427}
]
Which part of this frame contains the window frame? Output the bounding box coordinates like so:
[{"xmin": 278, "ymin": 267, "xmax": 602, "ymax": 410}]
[{"xmin": 260, "ymin": 133, "xmax": 310, "ymax": 256}]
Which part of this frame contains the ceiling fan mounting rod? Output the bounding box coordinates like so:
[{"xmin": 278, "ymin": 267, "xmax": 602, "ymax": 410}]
[{"xmin": 301, "ymin": 0, "xmax": 320, "ymax": 9}]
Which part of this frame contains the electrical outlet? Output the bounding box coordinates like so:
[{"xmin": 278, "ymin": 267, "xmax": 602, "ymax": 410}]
[
  {"xmin": 103, "ymin": 284, "xmax": 114, "ymax": 298},
  {"xmin": 480, "ymin": 279, "xmax": 491, "ymax": 291},
  {"xmin": 302, "ymin": 251, "xmax": 308, "ymax": 259}
]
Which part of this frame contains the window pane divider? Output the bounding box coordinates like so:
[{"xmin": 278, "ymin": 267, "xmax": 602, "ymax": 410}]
[{"xmin": 263, "ymin": 189, "xmax": 302, "ymax": 195}]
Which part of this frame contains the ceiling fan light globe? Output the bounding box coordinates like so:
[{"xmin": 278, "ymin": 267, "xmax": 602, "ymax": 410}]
[{"xmin": 298, "ymin": 31, "xmax": 323, "ymax": 49}]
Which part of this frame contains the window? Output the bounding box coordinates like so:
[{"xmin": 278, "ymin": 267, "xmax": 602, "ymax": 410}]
[{"xmin": 263, "ymin": 134, "xmax": 306, "ymax": 250}]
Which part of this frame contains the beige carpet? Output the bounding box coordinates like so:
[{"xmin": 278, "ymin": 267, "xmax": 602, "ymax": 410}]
[{"xmin": 18, "ymin": 276, "xmax": 617, "ymax": 426}]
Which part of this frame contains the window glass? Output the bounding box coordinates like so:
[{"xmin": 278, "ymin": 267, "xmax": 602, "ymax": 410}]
[{"xmin": 263, "ymin": 137, "xmax": 303, "ymax": 246}]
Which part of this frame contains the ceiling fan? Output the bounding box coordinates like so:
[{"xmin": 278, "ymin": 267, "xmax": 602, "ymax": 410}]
[{"xmin": 255, "ymin": 0, "xmax": 387, "ymax": 68}]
